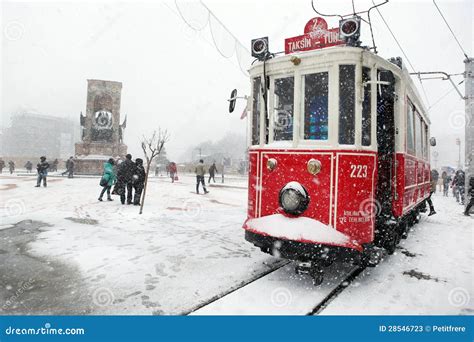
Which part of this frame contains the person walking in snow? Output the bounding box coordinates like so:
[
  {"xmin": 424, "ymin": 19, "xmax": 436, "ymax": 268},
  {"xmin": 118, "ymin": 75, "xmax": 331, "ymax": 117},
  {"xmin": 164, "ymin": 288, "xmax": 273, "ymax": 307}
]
[
  {"xmin": 116, "ymin": 154, "xmax": 135, "ymax": 205},
  {"xmin": 452, "ymin": 170, "xmax": 465, "ymax": 205},
  {"xmin": 25, "ymin": 161, "xmax": 33, "ymax": 173},
  {"xmin": 425, "ymin": 169, "xmax": 437, "ymax": 216},
  {"xmin": 0, "ymin": 158, "xmax": 4, "ymax": 174},
  {"xmin": 169, "ymin": 162, "xmax": 177, "ymax": 183},
  {"xmin": 8, "ymin": 161, "xmax": 15, "ymax": 174},
  {"xmin": 35, "ymin": 156, "xmax": 49, "ymax": 187},
  {"xmin": 431, "ymin": 169, "xmax": 439, "ymax": 193},
  {"xmin": 441, "ymin": 171, "xmax": 451, "ymax": 197},
  {"xmin": 208, "ymin": 162, "xmax": 218, "ymax": 183},
  {"xmin": 62, "ymin": 156, "xmax": 75, "ymax": 178},
  {"xmin": 132, "ymin": 158, "xmax": 146, "ymax": 205},
  {"xmin": 51, "ymin": 158, "xmax": 59, "ymax": 172},
  {"xmin": 464, "ymin": 176, "xmax": 474, "ymax": 216},
  {"xmin": 98, "ymin": 158, "xmax": 116, "ymax": 201},
  {"xmin": 195, "ymin": 159, "xmax": 209, "ymax": 194}
]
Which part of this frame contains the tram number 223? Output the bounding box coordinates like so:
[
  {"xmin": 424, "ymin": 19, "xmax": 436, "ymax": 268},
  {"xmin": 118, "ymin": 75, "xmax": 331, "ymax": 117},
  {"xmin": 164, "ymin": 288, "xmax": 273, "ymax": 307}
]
[{"xmin": 350, "ymin": 164, "xmax": 368, "ymax": 178}]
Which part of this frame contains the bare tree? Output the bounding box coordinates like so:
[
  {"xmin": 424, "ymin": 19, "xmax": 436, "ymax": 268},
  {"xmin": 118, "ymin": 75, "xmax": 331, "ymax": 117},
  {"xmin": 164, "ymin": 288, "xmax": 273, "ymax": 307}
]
[{"xmin": 140, "ymin": 129, "xmax": 170, "ymax": 214}]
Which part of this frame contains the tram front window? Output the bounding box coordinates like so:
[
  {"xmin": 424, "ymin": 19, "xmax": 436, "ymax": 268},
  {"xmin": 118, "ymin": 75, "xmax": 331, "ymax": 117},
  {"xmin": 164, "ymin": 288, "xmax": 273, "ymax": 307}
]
[
  {"xmin": 251, "ymin": 77, "xmax": 261, "ymax": 145},
  {"xmin": 303, "ymin": 72, "xmax": 329, "ymax": 140},
  {"xmin": 273, "ymin": 77, "xmax": 294, "ymax": 141}
]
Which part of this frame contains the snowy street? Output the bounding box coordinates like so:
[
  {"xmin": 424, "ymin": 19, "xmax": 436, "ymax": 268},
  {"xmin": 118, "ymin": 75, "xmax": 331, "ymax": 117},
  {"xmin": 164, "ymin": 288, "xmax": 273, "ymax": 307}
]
[{"xmin": 0, "ymin": 174, "xmax": 471, "ymax": 315}]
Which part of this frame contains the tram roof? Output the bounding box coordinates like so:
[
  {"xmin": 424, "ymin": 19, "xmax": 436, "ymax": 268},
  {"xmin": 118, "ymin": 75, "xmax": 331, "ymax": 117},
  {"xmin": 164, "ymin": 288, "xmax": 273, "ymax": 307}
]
[{"xmin": 248, "ymin": 46, "xmax": 429, "ymax": 123}]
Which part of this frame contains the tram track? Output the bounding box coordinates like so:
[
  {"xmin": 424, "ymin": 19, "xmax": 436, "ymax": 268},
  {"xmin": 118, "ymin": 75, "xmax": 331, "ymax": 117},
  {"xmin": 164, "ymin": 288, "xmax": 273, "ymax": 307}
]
[
  {"xmin": 190, "ymin": 261, "xmax": 364, "ymax": 315},
  {"xmin": 182, "ymin": 259, "xmax": 291, "ymax": 315}
]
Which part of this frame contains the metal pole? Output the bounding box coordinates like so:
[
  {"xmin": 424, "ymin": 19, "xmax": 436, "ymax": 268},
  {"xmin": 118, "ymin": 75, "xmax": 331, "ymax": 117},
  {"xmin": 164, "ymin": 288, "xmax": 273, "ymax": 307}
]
[{"xmin": 465, "ymin": 57, "xmax": 473, "ymax": 212}]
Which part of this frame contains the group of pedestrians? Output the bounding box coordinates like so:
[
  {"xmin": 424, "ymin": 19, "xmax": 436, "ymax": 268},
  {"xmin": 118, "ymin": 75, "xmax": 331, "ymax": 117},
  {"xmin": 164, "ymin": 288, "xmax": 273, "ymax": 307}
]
[
  {"xmin": 98, "ymin": 154, "xmax": 145, "ymax": 205},
  {"xmin": 0, "ymin": 159, "xmax": 16, "ymax": 174},
  {"xmin": 435, "ymin": 168, "xmax": 473, "ymax": 216}
]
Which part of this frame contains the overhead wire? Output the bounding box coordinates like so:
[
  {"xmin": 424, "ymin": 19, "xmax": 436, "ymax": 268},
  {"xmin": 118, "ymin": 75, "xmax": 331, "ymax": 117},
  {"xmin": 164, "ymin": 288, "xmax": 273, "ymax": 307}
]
[
  {"xmin": 432, "ymin": 0, "xmax": 469, "ymax": 60},
  {"xmin": 371, "ymin": 0, "xmax": 432, "ymax": 107}
]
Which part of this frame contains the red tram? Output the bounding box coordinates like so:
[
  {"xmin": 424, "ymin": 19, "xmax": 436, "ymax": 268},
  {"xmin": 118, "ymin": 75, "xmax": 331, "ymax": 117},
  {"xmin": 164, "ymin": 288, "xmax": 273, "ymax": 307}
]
[{"xmin": 234, "ymin": 17, "xmax": 435, "ymax": 285}]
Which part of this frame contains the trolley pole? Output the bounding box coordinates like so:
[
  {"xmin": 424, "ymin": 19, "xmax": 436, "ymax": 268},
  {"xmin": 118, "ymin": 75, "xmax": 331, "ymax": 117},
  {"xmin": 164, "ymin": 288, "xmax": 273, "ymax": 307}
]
[{"xmin": 465, "ymin": 57, "xmax": 473, "ymax": 212}]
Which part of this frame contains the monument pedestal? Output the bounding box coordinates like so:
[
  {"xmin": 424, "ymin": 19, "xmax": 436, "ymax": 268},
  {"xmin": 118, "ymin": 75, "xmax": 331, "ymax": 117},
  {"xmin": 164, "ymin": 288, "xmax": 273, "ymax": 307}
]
[{"xmin": 74, "ymin": 142, "xmax": 128, "ymax": 175}]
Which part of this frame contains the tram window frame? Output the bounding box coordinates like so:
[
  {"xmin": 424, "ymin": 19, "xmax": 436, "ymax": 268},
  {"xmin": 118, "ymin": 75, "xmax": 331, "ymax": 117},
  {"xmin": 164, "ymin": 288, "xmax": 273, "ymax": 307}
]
[
  {"xmin": 423, "ymin": 122, "xmax": 429, "ymax": 159},
  {"xmin": 251, "ymin": 77, "xmax": 262, "ymax": 146},
  {"xmin": 302, "ymin": 71, "xmax": 329, "ymax": 141},
  {"xmin": 415, "ymin": 111, "xmax": 422, "ymax": 158},
  {"xmin": 338, "ymin": 64, "xmax": 356, "ymax": 145},
  {"xmin": 361, "ymin": 66, "xmax": 372, "ymax": 146},
  {"xmin": 272, "ymin": 76, "xmax": 295, "ymax": 142},
  {"xmin": 406, "ymin": 99, "xmax": 416, "ymax": 155}
]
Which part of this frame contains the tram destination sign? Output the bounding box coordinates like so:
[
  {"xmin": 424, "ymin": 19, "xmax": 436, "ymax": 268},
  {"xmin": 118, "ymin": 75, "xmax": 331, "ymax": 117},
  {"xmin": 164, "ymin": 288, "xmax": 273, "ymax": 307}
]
[{"xmin": 285, "ymin": 17, "xmax": 344, "ymax": 54}]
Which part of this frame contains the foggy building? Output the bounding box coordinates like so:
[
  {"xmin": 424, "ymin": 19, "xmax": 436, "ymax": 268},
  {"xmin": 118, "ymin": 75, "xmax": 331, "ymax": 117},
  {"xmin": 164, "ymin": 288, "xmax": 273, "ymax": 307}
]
[{"xmin": 0, "ymin": 112, "xmax": 78, "ymax": 160}]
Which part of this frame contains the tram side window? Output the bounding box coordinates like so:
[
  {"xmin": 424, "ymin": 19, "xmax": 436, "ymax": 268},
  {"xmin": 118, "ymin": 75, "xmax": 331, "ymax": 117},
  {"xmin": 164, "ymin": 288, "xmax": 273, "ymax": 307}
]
[
  {"xmin": 423, "ymin": 123, "xmax": 429, "ymax": 159},
  {"xmin": 273, "ymin": 77, "xmax": 294, "ymax": 141},
  {"xmin": 251, "ymin": 77, "xmax": 261, "ymax": 145},
  {"xmin": 406, "ymin": 101, "xmax": 415, "ymax": 155},
  {"xmin": 362, "ymin": 67, "xmax": 371, "ymax": 146},
  {"xmin": 339, "ymin": 65, "xmax": 356, "ymax": 145},
  {"xmin": 303, "ymin": 72, "xmax": 329, "ymax": 140},
  {"xmin": 415, "ymin": 112, "xmax": 422, "ymax": 158}
]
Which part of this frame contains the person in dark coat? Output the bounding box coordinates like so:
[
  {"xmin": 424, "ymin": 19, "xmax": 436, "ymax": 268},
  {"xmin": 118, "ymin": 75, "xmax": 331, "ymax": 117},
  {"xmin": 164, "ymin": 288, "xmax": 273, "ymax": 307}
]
[
  {"xmin": 425, "ymin": 169, "xmax": 437, "ymax": 216},
  {"xmin": 51, "ymin": 158, "xmax": 59, "ymax": 172},
  {"xmin": 0, "ymin": 158, "xmax": 4, "ymax": 173},
  {"xmin": 99, "ymin": 158, "xmax": 116, "ymax": 201},
  {"xmin": 8, "ymin": 161, "xmax": 15, "ymax": 174},
  {"xmin": 208, "ymin": 162, "xmax": 218, "ymax": 183},
  {"xmin": 132, "ymin": 158, "xmax": 146, "ymax": 205},
  {"xmin": 25, "ymin": 161, "xmax": 33, "ymax": 173},
  {"xmin": 62, "ymin": 156, "xmax": 75, "ymax": 178},
  {"xmin": 116, "ymin": 154, "xmax": 135, "ymax": 205},
  {"xmin": 464, "ymin": 176, "xmax": 474, "ymax": 216},
  {"xmin": 441, "ymin": 171, "xmax": 451, "ymax": 197},
  {"xmin": 452, "ymin": 170, "xmax": 465, "ymax": 204},
  {"xmin": 35, "ymin": 156, "xmax": 49, "ymax": 187}
]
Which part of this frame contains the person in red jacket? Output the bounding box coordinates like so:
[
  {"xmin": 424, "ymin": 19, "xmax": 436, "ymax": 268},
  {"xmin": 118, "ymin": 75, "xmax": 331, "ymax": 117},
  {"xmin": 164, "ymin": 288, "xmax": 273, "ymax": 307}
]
[{"xmin": 169, "ymin": 162, "xmax": 177, "ymax": 183}]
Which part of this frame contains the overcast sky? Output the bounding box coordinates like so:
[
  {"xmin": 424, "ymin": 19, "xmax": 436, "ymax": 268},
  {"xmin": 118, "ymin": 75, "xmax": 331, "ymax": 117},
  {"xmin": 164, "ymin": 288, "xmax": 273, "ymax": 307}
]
[{"xmin": 1, "ymin": 0, "xmax": 472, "ymax": 166}]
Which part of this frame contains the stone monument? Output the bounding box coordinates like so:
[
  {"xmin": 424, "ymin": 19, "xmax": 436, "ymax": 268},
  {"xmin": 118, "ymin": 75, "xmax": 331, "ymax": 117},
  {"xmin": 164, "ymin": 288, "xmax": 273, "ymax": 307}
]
[{"xmin": 74, "ymin": 79, "xmax": 127, "ymax": 174}]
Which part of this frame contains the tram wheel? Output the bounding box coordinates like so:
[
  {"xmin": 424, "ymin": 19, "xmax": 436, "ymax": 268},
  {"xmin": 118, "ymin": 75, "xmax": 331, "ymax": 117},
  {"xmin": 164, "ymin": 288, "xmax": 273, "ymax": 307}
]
[{"xmin": 384, "ymin": 231, "xmax": 399, "ymax": 255}]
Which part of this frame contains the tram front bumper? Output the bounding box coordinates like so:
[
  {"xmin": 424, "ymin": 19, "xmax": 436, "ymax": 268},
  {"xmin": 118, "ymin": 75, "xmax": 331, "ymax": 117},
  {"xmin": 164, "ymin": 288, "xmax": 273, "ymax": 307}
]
[{"xmin": 243, "ymin": 214, "xmax": 363, "ymax": 260}]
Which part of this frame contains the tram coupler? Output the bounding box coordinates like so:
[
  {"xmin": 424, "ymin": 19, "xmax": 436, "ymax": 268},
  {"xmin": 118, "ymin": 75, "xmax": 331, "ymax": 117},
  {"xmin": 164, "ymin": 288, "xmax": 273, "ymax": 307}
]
[{"xmin": 295, "ymin": 262, "xmax": 324, "ymax": 286}]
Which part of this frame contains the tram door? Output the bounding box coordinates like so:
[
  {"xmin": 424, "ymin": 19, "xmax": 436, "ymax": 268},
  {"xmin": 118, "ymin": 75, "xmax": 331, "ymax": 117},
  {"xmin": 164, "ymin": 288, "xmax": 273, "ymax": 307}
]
[{"xmin": 375, "ymin": 69, "xmax": 396, "ymax": 223}]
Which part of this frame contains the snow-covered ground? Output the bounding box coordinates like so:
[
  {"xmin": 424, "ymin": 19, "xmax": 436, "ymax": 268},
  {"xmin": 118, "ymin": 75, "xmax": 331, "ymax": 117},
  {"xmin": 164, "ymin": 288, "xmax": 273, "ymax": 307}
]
[
  {"xmin": 0, "ymin": 173, "xmax": 282, "ymax": 314},
  {"xmin": 0, "ymin": 174, "xmax": 472, "ymax": 315}
]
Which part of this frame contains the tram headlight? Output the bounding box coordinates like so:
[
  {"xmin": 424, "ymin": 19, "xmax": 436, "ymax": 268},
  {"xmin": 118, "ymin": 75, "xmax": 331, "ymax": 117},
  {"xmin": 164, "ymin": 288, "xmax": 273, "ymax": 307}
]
[
  {"xmin": 279, "ymin": 182, "xmax": 309, "ymax": 216},
  {"xmin": 251, "ymin": 37, "xmax": 269, "ymax": 61},
  {"xmin": 307, "ymin": 159, "xmax": 322, "ymax": 175},
  {"xmin": 339, "ymin": 17, "xmax": 361, "ymax": 46}
]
